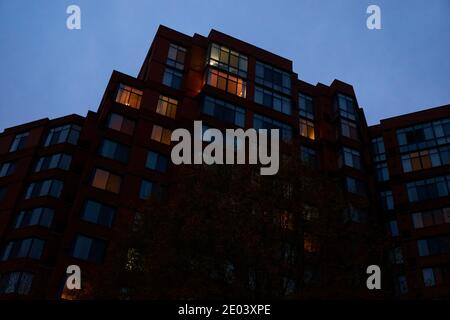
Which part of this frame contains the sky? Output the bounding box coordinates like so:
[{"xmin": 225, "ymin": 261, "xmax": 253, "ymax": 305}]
[{"xmin": 0, "ymin": 0, "xmax": 449, "ymax": 131}]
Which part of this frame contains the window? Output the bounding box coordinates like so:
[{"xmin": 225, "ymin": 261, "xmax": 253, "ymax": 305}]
[
  {"xmin": 335, "ymin": 93, "xmax": 357, "ymax": 121},
  {"xmin": 151, "ymin": 125, "xmax": 172, "ymax": 145},
  {"xmin": 375, "ymin": 162, "xmax": 390, "ymax": 181},
  {"xmin": 299, "ymin": 119, "xmax": 315, "ymax": 140},
  {"xmin": 166, "ymin": 43, "xmax": 186, "ymax": 70},
  {"xmin": 254, "ymin": 86, "xmax": 291, "ymax": 115},
  {"xmin": 344, "ymin": 205, "xmax": 368, "ymax": 223},
  {"xmin": 207, "ymin": 43, "xmax": 248, "ymax": 77},
  {"xmin": 0, "ymin": 162, "xmax": 16, "ymax": 177},
  {"xmin": 389, "ymin": 220, "xmax": 399, "ymax": 237},
  {"xmin": 1, "ymin": 238, "xmax": 45, "ymax": 261},
  {"xmin": 72, "ymin": 235, "xmax": 106, "ymax": 263},
  {"xmin": 407, "ymin": 175, "xmax": 450, "ymax": 202},
  {"xmin": 255, "ymin": 61, "xmax": 291, "ymax": 94},
  {"xmin": 417, "ymin": 236, "xmax": 450, "ymax": 257},
  {"xmin": 0, "ymin": 272, "xmax": 33, "ymax": 295},
  {"xmin": 412, "ymin": 207, "xmax": 450, "ymax": 229},
  {"xmin": 206, "ymin": 68, "xmax": 246, "ymax": 98},
  {"xmin": 304, "ymin": 234, "xmax": 320, "ymax": 253},
  {"xmin": 9, "ymin": 132, "xmax": 29, "ymax": 152},
  {"xmin": 91, "ymin": 169, "xmax": 121, "ymax": 193},
  {"xmin": 340, "ymin": 119, "xmax": 358, "ymax": 140},
  {"xmin": 156, "ymin": 95, "xmax": 178, "ymax": 119},
  {"xmin": 340, "ymin": 147, "xmax": 361, "ymax": 169},
  {"xmin": 300, "ymin": 146, "xmax": 317, "ymax": 167},
  {"xmin": 98, "ymin": 139, "xmax": 129, "ymax": 163},
  {"xmin": 401, "ymin": 148, "xmax": 448, "ymax": 173},
  {"xmin": 163, "ymin": 68, "xmax": 183, "ymax": 89},
  {"xmin": 345, "ymin": 177, "xmax": 366, "ymax": 196},
  {"xmin": 106, "ymin": 113, "xmax": 135, "ymax": 135},
  {"xmin": 390, "ymin": 247, "xmax": 404, "ymax": 264},
  {"xmin": 299, "ymin": 94, "xmax": 314, "ymax": 120},
  {"xmin": 24, "ymin": 180, "xmax": 63, "ymax": 199},
  {"xmin": 0, "ymin": 187, "xmax": 6, "ymax": 202},
  {"xmin": 146, "ymin": 151, "xmax": 168, "ymax": 173},
  {"xmin": 380, "ymin": 190, "xmax": 394, "ymax": 210},
  {"xmin": 397, "ymin": 118, "xmax": 450, "ymax": 153},
  {"xmin": 202, "ymin": 96, "xmax": 245, "ymax": 127},
  {"xmin": 115, "ymin": 84, "xmax": 142, "ymax": 109},
  {"xmin": 139, "ymin": 180, "xmax": 154, "ymax": 200},
  {"xmin": 372, "ymin": 137, "xmax": 386, "ymax": 162},
  {"xmin": 15, "ymin": 208, "xmax": 54, "ymax": 229},
  {"xmin": 34, "ymin": 154, "xmax": 72, "ymax": 172},
  {"xmin": 253, "ymin": 113, "xmax": 293, "ymax": 143},
  {"xmin": 422, "ymin": 268, "xmax": 438, "ymax": 287},
  {"xmin": 81, "ymin": 200, "xmax": 115, "ymax": 228},
  {"xmin": 44, "ymin": 124, "xmax": 81, "ymax": 147},
  {"xmin": 397, "ymin": 275, "xmax": 408, "ymax": 294}
]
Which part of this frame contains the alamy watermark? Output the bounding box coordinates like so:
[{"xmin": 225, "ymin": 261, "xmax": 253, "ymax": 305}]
[{"xmin": 171, "ymin": 121, "xmax": 280, "ymax": 176}]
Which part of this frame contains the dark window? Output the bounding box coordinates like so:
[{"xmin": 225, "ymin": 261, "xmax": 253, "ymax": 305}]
[
  {"xmin": 300, "ymin": 146, "xmax": 317, "ymax": 167},
  {"xmin": 44, "ymin": 124, "xmax": 81, "ymax": 147},
  {"xmin": 345, "ymin": 177, "xmax": 366, "ymax": 196},
  {"xmin": 15, "ymin": 208, "xmax": 54, "ymax": 229},
  {"xmin": 139, "ymin": 180, "xmax": 154, "ymax": 200},
  {"xmin": 380, "ymin": 190, "xmax": 394, "ymax": 210},
  {"xmin": 98, "ymin": 139, "xmax": 129, "ymax": 163},
  {"xmin": 335, "ymin": 93, "xmax": 357, "ymax": 121},
  {"xmin": 106, "ymin": 113, "xmax": 135, "ymax": 135},
  {"xmin": 407, "ymin": 176, "xmax": 450, "ymax": 202},
  {"xmin": 299, "ymin": 94, "xmax": 314, "ymax": 120},
  {"xmin": 81, "ymin": 200, "xmax": 115, "ymax": 228},
  {"xmin": 1, "ymin": 238, "xmax": 45, "ymax": 261},
  {"xmin": 375, "ymin": 162, "xmax": 389, "ymax": 181},
  {"xmin": 0, "ymin": 272, "xmax": 33, "ymax": 295},
  {"xmin": 255, "ymin": 61, "xmax": 291, "ymax": 94},
  {"xmin": 0, "ymin": 187, "xmax": 6, "ymax": 202},
  {"xmin": 202, "ymin": 96, "xmax": 245, "ymax": 127},
  {"xmin": 166, "ymin": 43, "xmax": 186, "ymax": 70},
  {"xmin": 163, "ymin": 68, "xmax": 183, "ymax": 89},
  {"xmin": 9, "ymin": 132, "xmax": 29, "ymax": 152},
  {"xmin": 340, "ymin": 119, "xmax": 359, "ymax": 140},
  {"xmin": 146, "ymin": 151, "xmax": 168, "ymax": 173},
  {"xmin": 0, "ymin": 162, "xmax": 16, "ymax": 177},
  {"xmin": 24, "ymin": 180, "xmax": 63, "ymax": 199},
  {"xmin": 253, "ymin": 113, "xmax": 293, "ymax": 143},
  {"xmin": 34, "ymin": 154, "xmax": 72, "ymax": 172},
  {"xmin": 340, "ymin": 147, "xmax": 361, "ymax": 170},
  {"xmin": 412, "ymin": 207, "xmax": 450, "ymax": 229},
  {"xmin": 254, "ymin": 86, "xmax": 291, "ymax": 115},
  {"xmin": 397, "ymin": 118, "xmax": 450, "ymax": 153},
  {"xmin": 72, "ymin": 235, "xmax": 106, "ymax": 263}
]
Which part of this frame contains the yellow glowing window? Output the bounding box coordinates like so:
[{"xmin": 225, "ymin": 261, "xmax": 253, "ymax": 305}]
[
  {"xmin": 300, "ymin": 118, "xmax": 315, "ymax": 140},
  {"xmin": 206, "ymin": 68, "xmax": 247, "ymax": 98},
  {"xmin": 115, "ymin": 84, "xmax": 143, "ymax": 109},
  {"xmin": 151, "ymin": 125, "xmax": 172, "ymax": 145},
  {"xmin": 304, "ymin": 234, "xmax": 320, "ymax": 253},
  {"xmin": 156, "ymin": 95, "xmax": 178, "ymax": 119},
  {"xmin": 91, "ymin": 168, "xmax": 121, "ymax": 194}
]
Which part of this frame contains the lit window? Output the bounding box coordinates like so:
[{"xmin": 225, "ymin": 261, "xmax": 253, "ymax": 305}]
[
  {"xmin": 207, "ymin": 43, "xmax": 247, "ymax": 77},
  {"xmin": 299, "ymin": 118, "xmax": 315, "ymax": 140},
  {"xmin": 156, "ymin": 95, "xmax": 178, "ymax": 119},
  {"xmin": 206, "ymin": 68, "xmax": 246, "ymax": 98},
  {"xmin": 304, "ymin": 234, "xmax": 320, "ymax": 253},
  {"xmin": 166, "ymin": 43, "xmax": 186, "ymax": 70},
  {"xmin": 151, "ymin": 125, "xmax": 172, "ymax": 145},
  {"xmin": 115, "ymin": 84, "xmax": 142, "ymax": 109},
  {"xmin": 91, "ymin": 168, "xmax": 121, "ymax": 194}
]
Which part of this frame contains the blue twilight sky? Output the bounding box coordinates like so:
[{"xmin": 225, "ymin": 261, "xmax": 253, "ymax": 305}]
[{"xmin": 0, "ymin": 0, "xmax": 449, "ymax": 131}]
